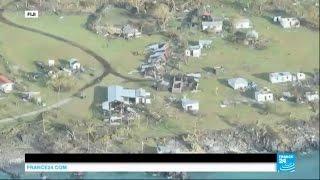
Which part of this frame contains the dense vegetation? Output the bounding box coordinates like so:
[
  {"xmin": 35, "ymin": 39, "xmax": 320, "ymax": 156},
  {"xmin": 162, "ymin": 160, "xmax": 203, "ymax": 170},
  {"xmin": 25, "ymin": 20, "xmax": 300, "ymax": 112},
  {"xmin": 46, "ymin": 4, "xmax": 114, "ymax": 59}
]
[{"xmin": 15, "ymin": 0, "xmax": 319, "ymax": 29}]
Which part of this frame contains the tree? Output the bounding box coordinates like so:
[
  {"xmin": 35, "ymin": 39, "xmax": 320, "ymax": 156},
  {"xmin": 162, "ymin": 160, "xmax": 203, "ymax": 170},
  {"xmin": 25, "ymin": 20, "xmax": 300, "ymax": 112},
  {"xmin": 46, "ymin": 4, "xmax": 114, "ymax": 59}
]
[
  {"xmin": 252, "ymin": 0, "xmax": 268, "ymax": 15},
  {"xmin": 101, "ymin": 135, "xmax": 112, "ymax": 153},
  {"xmin": 151, "ymin": 3, "xmax": 172, "ymax": 30},
  {"xmin": 47, "ymin": 74, "xmax": 76, "ymax": 92},
  {"xmin": 307, "ymin": 5, "xmax": 319, "ymax": 27},
  {"xmin": 128, "ymin": 0, "xmax": 145, "ymax": 14},
  {"xmin": 85, "ymin": 120, "xmax": 96, "ymax": 152}
]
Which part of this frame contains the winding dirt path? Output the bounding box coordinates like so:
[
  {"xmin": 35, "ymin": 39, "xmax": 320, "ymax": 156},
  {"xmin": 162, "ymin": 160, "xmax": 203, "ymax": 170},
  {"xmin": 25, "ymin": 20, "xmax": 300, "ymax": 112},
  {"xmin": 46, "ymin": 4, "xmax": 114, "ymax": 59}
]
[{"xmin": 0, "ymin": 1, "xmax": 146, "ymax": 122}]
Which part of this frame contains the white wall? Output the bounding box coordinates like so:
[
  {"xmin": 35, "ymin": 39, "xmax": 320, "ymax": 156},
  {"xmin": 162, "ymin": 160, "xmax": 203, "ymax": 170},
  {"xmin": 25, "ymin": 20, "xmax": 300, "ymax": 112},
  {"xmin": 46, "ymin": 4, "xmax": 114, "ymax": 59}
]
[{"xmin": 0, "ymin": 83, "xmax": 14, "ymax": 93}]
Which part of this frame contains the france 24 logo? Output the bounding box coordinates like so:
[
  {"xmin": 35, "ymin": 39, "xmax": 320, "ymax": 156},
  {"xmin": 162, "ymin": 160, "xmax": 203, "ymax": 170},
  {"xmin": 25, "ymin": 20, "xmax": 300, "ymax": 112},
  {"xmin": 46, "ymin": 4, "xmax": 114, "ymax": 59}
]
[{"xmin": 277, "ymin": 153, "xmax": 296, "ymax": 172}]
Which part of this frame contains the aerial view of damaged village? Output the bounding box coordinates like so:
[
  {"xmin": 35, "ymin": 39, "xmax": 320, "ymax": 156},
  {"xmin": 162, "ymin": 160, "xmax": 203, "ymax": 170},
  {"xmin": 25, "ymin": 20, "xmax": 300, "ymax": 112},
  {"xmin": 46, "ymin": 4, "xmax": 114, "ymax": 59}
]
[{"xmin": 0, "ymin": 0, "xmax": 319, "ymax": 179}]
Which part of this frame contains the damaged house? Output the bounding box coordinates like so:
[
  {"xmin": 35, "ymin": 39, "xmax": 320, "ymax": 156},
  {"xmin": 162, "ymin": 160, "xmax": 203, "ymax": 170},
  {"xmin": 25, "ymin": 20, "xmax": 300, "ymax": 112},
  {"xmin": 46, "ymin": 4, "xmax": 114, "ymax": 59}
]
[
  {"xmin": 201, "ymin": 20, "xmax": 223, "ymax": 33},
  {"xmin": 233, "ymin": 18, "xmax": 252, "ymax": 30},
  {"xmin": 274, "ymin": 16, "xmax": 300, "ymax": 28},
  {"xmin": 146, "ymin": 43, "xmax": 169, "ymax": 52},
  {"xmin": 69, "ymin": 58, "xmax": 81, "ymax": 71},
  {"xmin": 171, "ymin": 73, "xmax": 201, "ymax": 93},
  {"xmin": 102, "ymin": 85, "xmax": 151, "ymax": 111},
  {"xmin": 121, "ymin": 24, "xmax": 141, "ymax": 38},
  {"xmin": 232, "ymin": 29, "xmax": 259, "ymax": 46},
  {"xmin": 255, "ymin": 87, "xmax": 274, "ymax": 103},
  {"xmin": 305, "ymin": 91, "xmax": 319, "ymax": 102},
  {"xmin": 200, "ymin": 12, "xmax": 223, "ymax": 33},
  {"xmin": 269, "ymin": 72, "xmax": 293, "ymax": 84},
  {"xmin": 102, "ymin": 85, "xmax": 151, "ymax": 124}
]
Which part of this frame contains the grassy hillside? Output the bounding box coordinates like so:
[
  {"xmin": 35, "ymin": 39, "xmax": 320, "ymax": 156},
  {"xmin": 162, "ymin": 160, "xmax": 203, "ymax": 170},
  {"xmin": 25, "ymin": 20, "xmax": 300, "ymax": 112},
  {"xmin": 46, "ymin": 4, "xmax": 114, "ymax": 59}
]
[{"xmin": 0, "ymin": 4, "xmax": 319, "ymax": 151}]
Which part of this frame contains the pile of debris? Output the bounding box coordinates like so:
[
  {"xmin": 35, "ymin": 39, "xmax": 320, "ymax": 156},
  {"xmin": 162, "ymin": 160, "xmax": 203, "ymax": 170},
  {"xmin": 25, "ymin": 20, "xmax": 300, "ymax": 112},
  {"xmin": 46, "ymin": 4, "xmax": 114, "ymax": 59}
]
[
  {"xmin": 140, "ymin": 42, "xmax": 170, "ymax": 79},
  {"xmin": 32, "ymin": 58, "xmax": 84, "ymax": 80},
  {"xmin": 20, "ymin": 91, "xmax": 46, "ymax": 106}
]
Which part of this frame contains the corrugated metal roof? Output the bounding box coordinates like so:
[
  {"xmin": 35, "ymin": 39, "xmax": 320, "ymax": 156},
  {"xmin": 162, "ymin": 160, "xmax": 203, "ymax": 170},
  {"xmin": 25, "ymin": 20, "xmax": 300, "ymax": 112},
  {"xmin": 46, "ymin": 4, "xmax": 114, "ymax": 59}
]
[
  {"xmin": 122, "ymin": 89, "xmax": 136, "ymax": 98},
  {"xmin": 228, "ymin": 78, "xmax": 248, "ymax": 86},
  {"xmin": 108, "ymin": 85, "xmax": 124, "ymax": 102},
  {"xmin": 107, "ymin": 85, "xmax": 149, "ymax": 102}
]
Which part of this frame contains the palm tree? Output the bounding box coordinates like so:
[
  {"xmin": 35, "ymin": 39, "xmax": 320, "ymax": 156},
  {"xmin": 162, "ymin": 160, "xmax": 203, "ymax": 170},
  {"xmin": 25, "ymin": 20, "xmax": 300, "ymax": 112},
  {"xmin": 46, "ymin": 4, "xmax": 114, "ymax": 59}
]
[
  {"xmin": 101, "ymin": 135, "xmax": 111, "ymax": 153},
  {"xmin": 41, "ymin": 112, "xmax": 47, "ymax": 133},
  {"xmin": 85, "ymin": 121, "xmax": 96, "ymax": 152}
]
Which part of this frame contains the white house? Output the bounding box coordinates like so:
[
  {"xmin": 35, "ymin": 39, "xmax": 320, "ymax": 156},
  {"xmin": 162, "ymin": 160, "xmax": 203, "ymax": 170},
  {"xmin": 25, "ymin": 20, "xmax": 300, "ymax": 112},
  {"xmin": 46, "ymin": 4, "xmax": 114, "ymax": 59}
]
[
  {"xmin": 69, "ymin": 58, "xmax": 81, "ymax": 70},
  {"xmin": 185, "ymin": 45, "xmax": 201, "ymax": 58},
  {"xmin": 255, "ymin": 87, "xmax": 274, "ymax": 102},
  {"xmin": 228, "ymin": 77, "xmax": 249, "ymax": 90},
  {"xmin": 269, "ymin": 72, "xmax": 293, "ymax": 83},
  {"xmin": 305, "ymin": 91, "xmax": 319, "ymax": 102},
  {"xmin": 233, "ymin": 18, "xmax": 252, "ymax": 30},
  {"xmin": 274, "ymin": 16, "xmax": 300, "ymax": 28},
  {"xmin": 102, "ymin": 85, "xmax": 151, "ymax": 111},
  {"xmin": 0, "ymin": 75, "xmax": 14, "ymax": 93},
  {"xmin": 181, "ymin": 97, "xmax": 199, "ymax": 112},
  {"xmin": 201, "ymin": 20, "xmax": 223, "ymax": 33}
]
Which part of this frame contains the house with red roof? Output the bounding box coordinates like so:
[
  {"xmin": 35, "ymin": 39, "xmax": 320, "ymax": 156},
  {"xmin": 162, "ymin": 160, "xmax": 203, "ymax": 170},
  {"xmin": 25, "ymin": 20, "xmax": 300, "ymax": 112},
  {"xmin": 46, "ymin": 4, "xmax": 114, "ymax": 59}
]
[{"xmin": 0, "ymin": 74, "xmax": 14, "ymax": 93}]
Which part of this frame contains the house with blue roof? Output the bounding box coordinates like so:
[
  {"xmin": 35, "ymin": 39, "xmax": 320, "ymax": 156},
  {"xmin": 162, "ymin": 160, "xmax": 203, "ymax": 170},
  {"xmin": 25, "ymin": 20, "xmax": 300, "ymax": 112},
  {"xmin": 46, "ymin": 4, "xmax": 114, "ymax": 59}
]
[{"xmin": 102, "ymin": 85, "xmax": 151, "ymax": 111}]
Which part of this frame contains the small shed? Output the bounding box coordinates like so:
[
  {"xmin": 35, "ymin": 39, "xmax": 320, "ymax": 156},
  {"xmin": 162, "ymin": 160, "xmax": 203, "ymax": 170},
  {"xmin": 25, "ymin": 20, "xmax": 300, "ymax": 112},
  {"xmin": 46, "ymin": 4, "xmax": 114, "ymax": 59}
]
[
  {"xmin": 227, "ymin": 77, "xmax": 249, "ymax": 90},
  {"xmin": 185, "ymin": 45, "xmax": 201, "ymax": 58},
  {"xmin": 181, "ymin": 97, "xmax": 199, "ymax": 112}
]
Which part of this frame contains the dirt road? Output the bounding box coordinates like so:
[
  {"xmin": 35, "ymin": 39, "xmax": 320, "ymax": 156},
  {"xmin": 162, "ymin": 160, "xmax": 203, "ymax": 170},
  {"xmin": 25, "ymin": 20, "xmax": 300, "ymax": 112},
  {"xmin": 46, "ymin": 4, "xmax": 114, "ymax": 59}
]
[{"xmin": 0, "ymin": 1, "xmax": 147, "ymax": 122}]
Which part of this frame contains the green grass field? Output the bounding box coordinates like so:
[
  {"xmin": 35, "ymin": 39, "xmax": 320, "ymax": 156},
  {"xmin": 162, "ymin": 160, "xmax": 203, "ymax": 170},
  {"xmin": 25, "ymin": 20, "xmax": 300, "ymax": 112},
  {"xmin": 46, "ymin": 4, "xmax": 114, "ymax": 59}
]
[{"xmin": 0, "ymin": 6, "xmax": 319, "ymax": 150}]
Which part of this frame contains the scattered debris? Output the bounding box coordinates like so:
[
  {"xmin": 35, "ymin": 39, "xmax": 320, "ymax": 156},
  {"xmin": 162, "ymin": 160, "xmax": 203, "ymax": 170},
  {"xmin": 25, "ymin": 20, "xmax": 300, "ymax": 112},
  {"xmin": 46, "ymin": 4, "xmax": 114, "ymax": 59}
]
[
  {"xmin": 102, "ymin": 85, "xmax": 151, "ymax": 124},
  {"xmin": 305, "ymin": 91, "xmax": 319, "ymax": 102}
]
